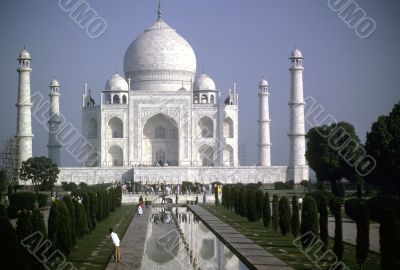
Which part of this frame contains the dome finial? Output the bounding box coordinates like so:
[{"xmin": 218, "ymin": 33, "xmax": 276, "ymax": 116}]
[{"xmin": 157, "ymin": 0, "xmax": 162, "ymax": 21}]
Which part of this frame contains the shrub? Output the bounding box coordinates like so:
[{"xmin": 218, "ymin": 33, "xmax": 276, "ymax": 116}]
[
  {"xmin": 319, "ymin": 195, "xmax": 329, "ymax": 250},
  {"xmin": 300, "ymin": 196, "xmax": 318, "ymax": 248},
  {"xmin": 255, "ymin": 190, "xmax": 264, "ymax": 221},
  {"xmin": 0, "ymin": 204, "xmax": 7, "ymax": 218},
  {"xmin": 31, "ymin": 208, "xmax": 46, "ymax": 236},
  {"xmin": 367, "ymin": 196, "xmax": 400, "ymax": 223},
  {"xmin": 81, "ymin": 192, "xmax": 92, "ymax": 231},
  {"xmin": 380, "ymin": 209, "xmax": 400, "ymax": 270},
  {"xmin": 356, "ymin": 200, "xmax": 369, "ymax": 269},
  {"xmin": 9, "ymin": 192, "xmax": 37, "ymax": 210},
  {"xmin": 16, "ymin": 210, "xmax": 32, "ymax": 269},
  {"xmin": 262, "ymin": 192, "xmax": 271, "ymax": 228},
  {"xmin": 0, "ymin": 217, "xmax": 18, "ymax": 269},
  {"xmin": 333, "ymin": 200, "xmax": 343, "ymax": 261},
  {"xmin": 278, "ymin": 196, "xmax": 291, "ymax": 236},
  {"xmin": 239, "ymin": 188, "xmax": 247, "ymax": 217},
  {"xmin": 77, "ymin": 202, "xmax": 90, "ymax": 237},
  {"xmin": 272, "ymin": 194, "xmax": 279, "ymax": 232},
  {"xmin": 291, "ymin": 196, "xmax": 300, "ymax": 237},
  {"xmin": 89, "ymin": 192, "xmax": 97, "ymax": 230},
  {"xmin": 246, "ymin": 189, "xmax": 257, "ymax": 222},
  {"xmin": 7, "ymin": 204, "xmax": 18, "ymax": 219},
  {"xmin": 48, "ymin": 200, "xmax": 72, "ymax": 255},
  {"xmin": 63, "ymin": 196, "xmax": 76, "ymax": 245},
  {"xmin": 96, "ymin": 190, "xmax": 103, "ymax": 222},
  {"xmin": 61, "ymin": 181, "xmax": 78, "ymax": 192},
  {"xmin": 274, "ymin": 181, "xmax": 294, "ymax": 190},
  {"xmin": 230, "ymin": 186, "xmax": 236, "ymax": 211},
  {"xmin": 37, "ymin": 193, "xmax": 48, "ymax": 208}
]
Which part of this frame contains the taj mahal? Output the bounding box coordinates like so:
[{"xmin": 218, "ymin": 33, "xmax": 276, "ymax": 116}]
[{"xmin": 13, "ymin": 5, "xmax": 308, "ymax": 185}]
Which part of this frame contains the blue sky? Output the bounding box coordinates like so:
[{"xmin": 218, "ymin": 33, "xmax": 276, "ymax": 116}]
[{"xmin": 0, "ymin": 0, "xmax": 399, "ymax": 166}]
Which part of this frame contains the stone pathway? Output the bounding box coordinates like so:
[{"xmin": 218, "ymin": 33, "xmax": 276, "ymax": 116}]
[
  {"xmin": 188, "ymin": 205, "xmax": 294, "ymax": 270},
  {"xmin": 105, "ymin": 206, "xmax": 151, "ymax": 270},
  {"xmin": 327, "ymin": 216, "xmax": 380, "ymax": 253}
]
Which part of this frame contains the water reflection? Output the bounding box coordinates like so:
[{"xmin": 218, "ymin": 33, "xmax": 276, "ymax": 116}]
[{"xmin": 142, "ymin": 207, "xmax": 248, "ymax": 270}]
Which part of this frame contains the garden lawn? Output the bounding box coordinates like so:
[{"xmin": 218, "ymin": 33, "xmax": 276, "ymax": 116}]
[
  {"xmin": 203, "ymin": 205, "xmax": 380, "ymax": 270},
  {"xmin": 67, "ymin": 205, "xmax": 135, "ymax": 270}
]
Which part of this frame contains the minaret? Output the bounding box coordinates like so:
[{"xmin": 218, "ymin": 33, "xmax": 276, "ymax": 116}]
[
  {"xmin": 288, "ymin": 49, "xmax": 308, "ymax": 182},
  {"xmin": 16, "ymin": 48, "xmax": 33, "ymax": 164},
  {"xmin": 48, "ymin": 79, "xmax": 61, "ymax": 166},
  {"xmin": 257, "ymin": 79, "xmax": 271, "ymax": 166}
]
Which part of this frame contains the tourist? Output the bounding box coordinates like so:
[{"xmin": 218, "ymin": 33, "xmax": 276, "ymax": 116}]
[
  {"xmin": 139, "ymin": 195, "xmax": 143, "ymax": 203},
  {"xmin": 137, "ymin": 204, "xmax": 143, "ymax": 216},
  {"xmin": 109, "ymin": 228, "xmax": 121, "ymax": 263}
]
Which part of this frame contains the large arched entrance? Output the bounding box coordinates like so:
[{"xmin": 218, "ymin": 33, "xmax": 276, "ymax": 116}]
[{"xmin": 143, "ymin": 114, "xmax": 179, "ymax": 166}]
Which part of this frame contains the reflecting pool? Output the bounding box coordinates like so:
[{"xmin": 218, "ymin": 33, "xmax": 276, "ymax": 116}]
[{"xmin": 141, "ymin": 207, "xmax": 248, "ymax": 270}]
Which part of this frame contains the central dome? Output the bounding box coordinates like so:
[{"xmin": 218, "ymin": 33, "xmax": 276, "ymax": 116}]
[{"xmin": 124, "ymin": 19, "xmax": 197, "ymax": 91}]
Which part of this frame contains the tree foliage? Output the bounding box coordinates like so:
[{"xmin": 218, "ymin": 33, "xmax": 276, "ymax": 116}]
[
  {"xmin": 365, "ymin": 102, "xmax": 400, "ymax": 194},
  {"xmin": 306, "ymin": 122, "xmax": 362, "ymax": 192},
  {"xmin": 0, "ymin": 217, "xmax": 18, "ymax": 269},
  {"xmin": 380, "ymin": 209, "xmax": 400, "ymax": 270},
  {"xmin": 278, "ymin": 196, "xmax": 291, "ymax": 236},
  {"xmin": 262, "ymin": 192, "xmax": 271, "ymax": 228},
  {"xmin": 291, "ymin": 196, "xmax": 300, "ymax": 238},
  {"xmin": 272, "ymin": 194, "xmax": 279, "ymax": 232},
  {"xmin": 300, "ymin": 196, "xmax": 318, "ymax": 248},
  {"xmin": 19, "ymin": 156, "xmax": 59, "ymax": 192},
  {"xmin": 356, "ymin": 200, "xmax": 369, "ymax": 269}
]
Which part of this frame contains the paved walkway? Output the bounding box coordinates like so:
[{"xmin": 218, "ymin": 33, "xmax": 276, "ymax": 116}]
[
  {"xmin": 105, "ymin": 206, "xmax": 151, "ymax": 270},
  {"xmin": 188, "ymin": 205, "xmax": 293, "ymax": 270},
  {"xmin": 328, "ymin": 216, "xmax": 380, "ymax": 253}
]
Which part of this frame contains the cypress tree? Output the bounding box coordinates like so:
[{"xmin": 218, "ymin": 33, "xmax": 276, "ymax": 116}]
[
  {"xmin": 215, "ymin": 185, "xmax": 220, "ymax": 207},
  {"xmin": 333, "ymin": 200, "xmax": 343, "ymax": 261},
  {"xmin": 0, "ymin": 217, "xmax": 18, "ymax": 269},
  {"xmin": 380, "ymin": 209, "xmax": 400, "ymax": 270},
  {"xmin": 89, "ymin": 192, "xmax": 97, "ymax": 230},
  {"xmin": 77, "ymin": 202, "xmax": 90, "ymax": 237},
  {"xmin": 48, "ymin": 200, "xmax": 72, "ymax": 255},
  {"xmin": 72, "ymin": 199, "xmax": 80, "ymax": 237},
  {"xmin": 291, "ymin": 196, "xmax": 300, "ymax": 237},
  {"xmin": 272, "ymin": 194, "xmax": 279, "ymax": 232},
  {"xmin": 239, "ymin": 188, "xmax": 247, "ymax": 217},
  {"xmin": 63, "ymin": 196, "xmax": 76, "ymax": 245},
  {"xmin": 96, "ymin": 190, "xmax": 103, "ymax": 222},
  {"xmin": 82, "ymin": 192, "xmax": 92, "ymax": 231},
  {"xmin": 356, "ymin": 200, "xmax": 369, "ymax": 270},
  {"xmin": 230, "ymin": 186, "xmax": 236, "ymax": 211},
  {"xmin": 262, "ymin": 192, "xmax": 271, "ymax": 228},
  {"xmin": 246, "ymin": 189, "xmax": 257, "ymax": 222},
  {"xmin": 300, "ymin": 196, "xmax": 318, "ymax": 248},
  {"xmin": 319, "ymin": 195, "xmax": 329, "ymax": 250},
  {"xmin": 279, "ymin": 196, "xmax": 291, "ymax": 235},
  {"xmin": 103, "ymin": 190, "xmax": 109, "ymax": 218},
  {"xmin": 255, "ymin": 190, "xmax": 264, "ymax": 221},
  {"xmin": 16, "ymin": 210, "xmax": 32, "ymax": 269},
  {"xmin": 31, "ymin": 208, "xmax": 46, "ymax": 237}
]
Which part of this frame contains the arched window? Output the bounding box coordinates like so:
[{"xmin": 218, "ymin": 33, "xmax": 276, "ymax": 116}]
[
  {"xmin": 108, "ymin": 145, "xmax": 123, "ymax": 166},
  {"xmin": 223, "ymin": 117, "xmax": 234, "ymax": 138},
  {"xmin": 210, "ymin": 95, "xmax": 215, "ymax": 104},
  {"xmin": 87, "ymin": 118, "xmax": 97, "ymax": 139},
  {"xmin": 106, "ymin": 94, "xmax": 111, "ymax": 104},
  {"xmin": 108, "ymin": 117, "xmax": 123, "ymax": 138},
  {"xmin": 194, "ymin": 95, "xmax": 199, "ymax": 104},
  {"xmin": 201, "ymin": 94, "xmax": 208, "ymax": 104},
  {"xmin": 122, "ymin": 95, "xmax": 127, "ymax": 104},
  {"xmin": 198, "ymin": 116, "xmax": 213, "ymax": 138},
  {"xmin": 113, "ymin": 95, "xmax": 120, "ymax": 104},
  {"xmin": 224, "ymin": 145, "xmax": 234, "ymax": 166},
  {"xmin": 198, "ymin": 145, "xmax": 214, "ymax": 166},
  {"xmin": 155, "ymin": 127, "xmax": 166, "ymax": 139}
]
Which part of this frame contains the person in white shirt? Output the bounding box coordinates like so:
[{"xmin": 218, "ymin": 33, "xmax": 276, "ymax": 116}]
[{"xmin": 109, "ymin": 228, "xmax": 121, "ymax": 262}]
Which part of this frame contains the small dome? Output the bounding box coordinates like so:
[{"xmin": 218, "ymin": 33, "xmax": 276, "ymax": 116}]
[
  {"xmin": 259, "ymin": 79, "xmax": 269, "ymax": 88},
  {"xmin": 290, "ymin": 48, "xmax": 303, "ymax": 59},
  {"xmin": 19, "ymin": 48, "xmax": 31, "ymax": 60},
  {"xmin": 50, "ymin": 79, "xmax": 60, "ymax": 87},
  {"xmin": 193, "ymin": 73, "xmax": 216, "ymax": 91},
  {"xmin": 105, "ymin": 73, "xmax": 128, "ymax": 91}
]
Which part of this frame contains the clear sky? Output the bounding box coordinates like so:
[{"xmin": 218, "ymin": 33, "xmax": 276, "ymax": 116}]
[{"xmin": 0, "ymin": 0, "xmax": 399, "ymax": 167}]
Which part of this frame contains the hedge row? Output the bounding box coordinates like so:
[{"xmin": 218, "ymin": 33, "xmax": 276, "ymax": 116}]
[
  {"xmin": 7, "ymin": 192, "xmax": 49, "ymax": 218},
  {"xmin": 367, "ymin": 196, "xmax": 400, "ymax": 223},
  {"xmin": 48, "ymin": 185, "xmax": 122, "ymax": 255}
]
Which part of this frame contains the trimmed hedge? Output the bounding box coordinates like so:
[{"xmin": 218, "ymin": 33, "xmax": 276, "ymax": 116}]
[
  {"xmin": 0, "ymin": 217, "xmax": 19, "ymax": 269},
  {"xmin": 246, "ymin": 189, "xmax": 257, "ymax": 222},
  {"xmin": 37, "ymin": 193, "xmax": 48, "ymax": 208},
  {"xmin": 262, "ymin": 192, "xmax": 271, "ymax": 228},
  {"xmin": 300, "ymin": 196, "xmax": 318, "ymax": 248},
  {"xmin": 272, "ymin": 194, "xmax": 279, "ymax": 232},
  {"xmin": 345, "ymin": 198, "xmax": 365, "ymax": 221},
  {"xmin": 278, "ymin": 196, "xmax": 291, "ymax": 236},
  {"xmin": 255, "ymin": 190, "xmax": 264, "ymax": 221},
  {"xmin": 9, "ymin": 192, "xmax": 37, "ymax": 210},
  {"xmin": 291, "ymin": 196, "xmax": 300, "ymax": 237},
  {"xmin": 274, "ymin": 181, "xmax": 294, "ymax": 190}
]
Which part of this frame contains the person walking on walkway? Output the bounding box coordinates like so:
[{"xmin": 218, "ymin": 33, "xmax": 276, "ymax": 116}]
[{"xmin": 109, "ymin": 228, "xmax": 121, "ymax": 262}]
